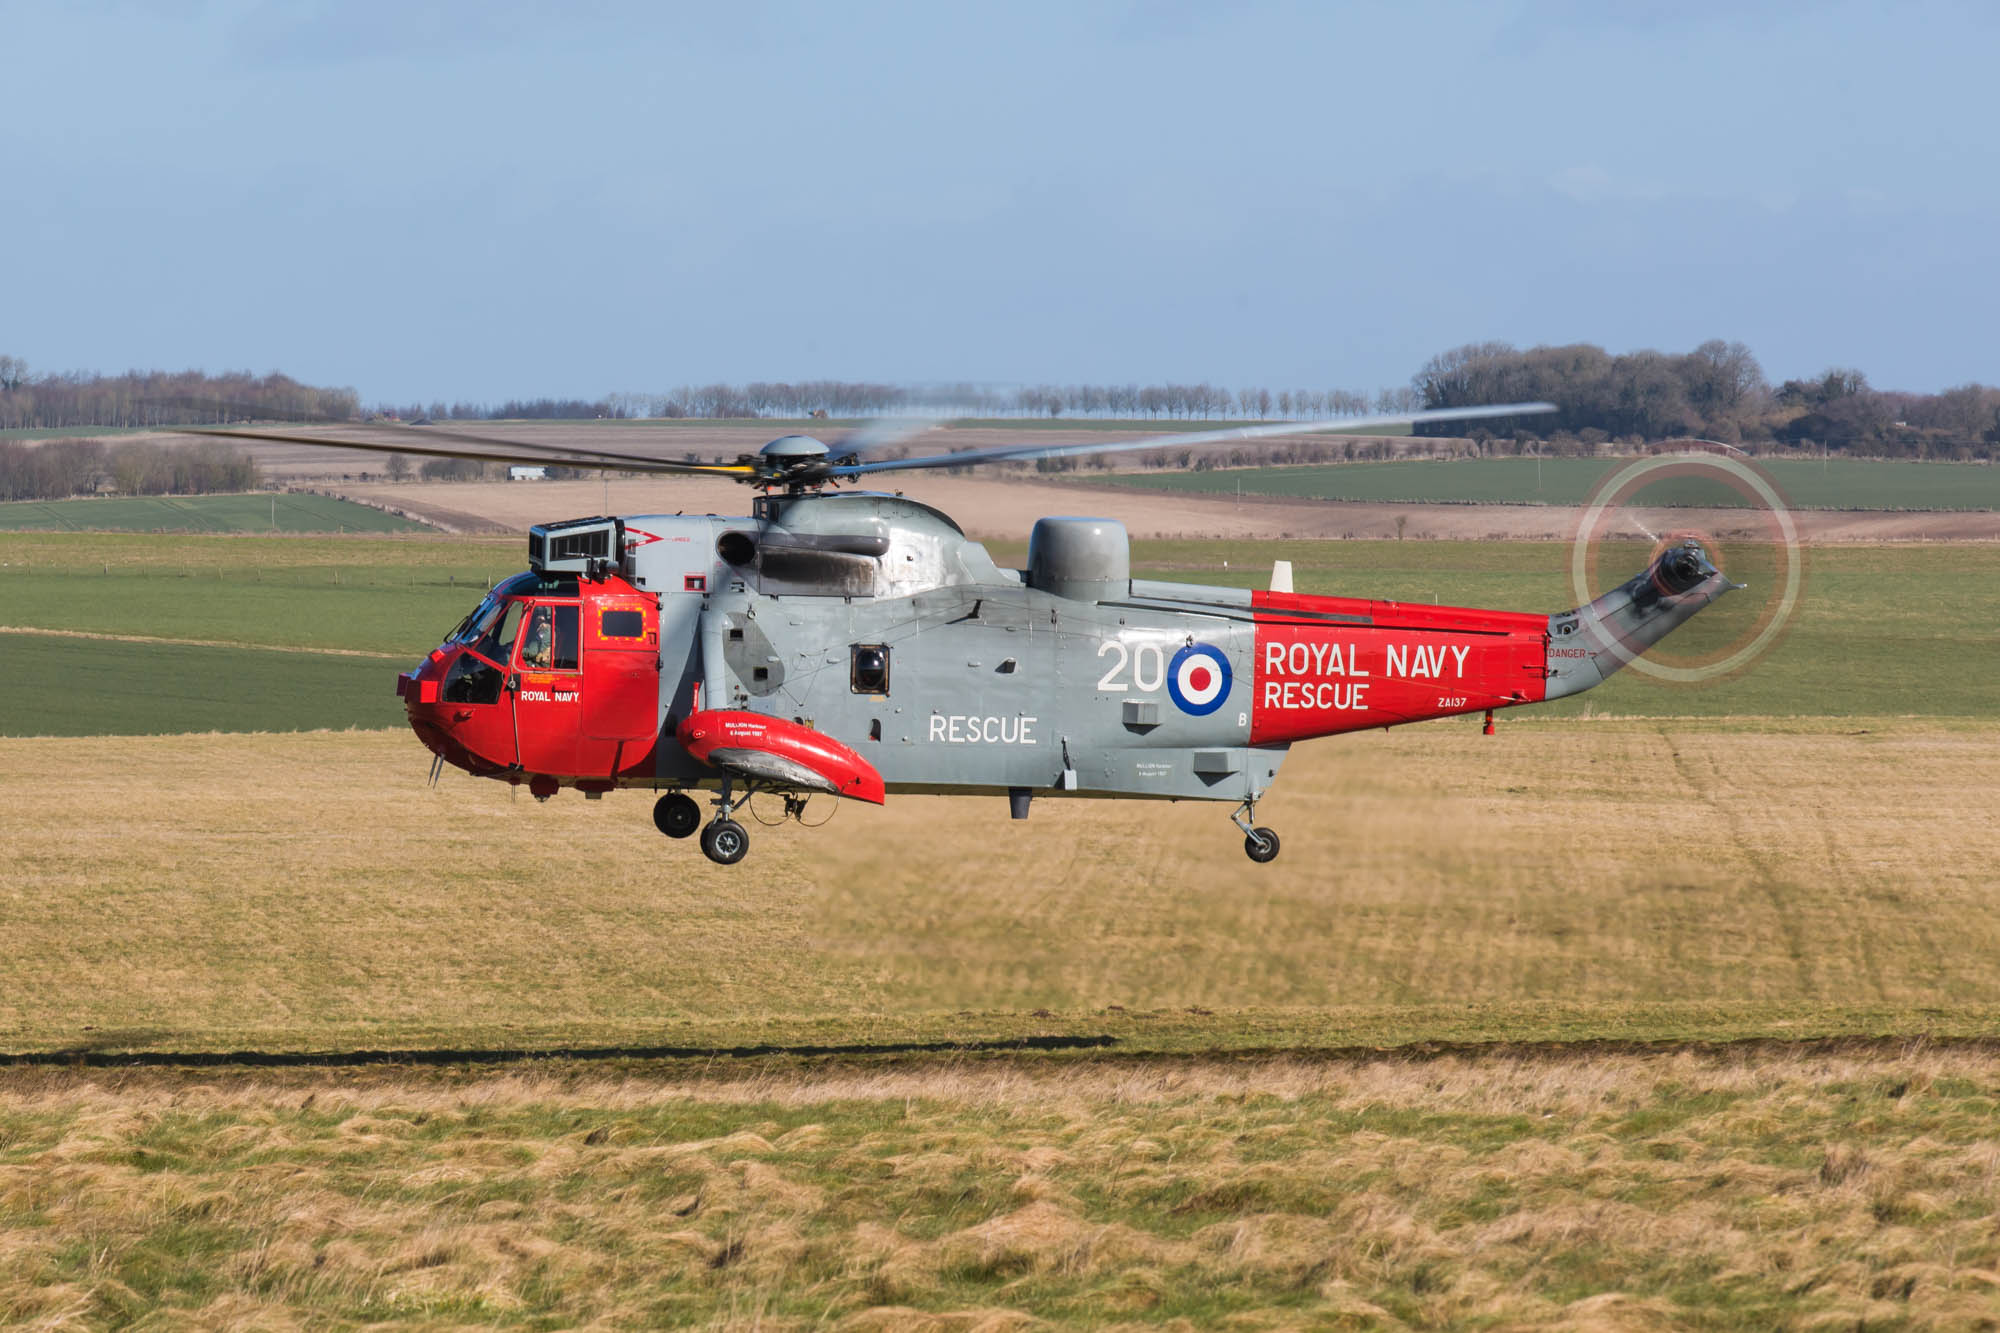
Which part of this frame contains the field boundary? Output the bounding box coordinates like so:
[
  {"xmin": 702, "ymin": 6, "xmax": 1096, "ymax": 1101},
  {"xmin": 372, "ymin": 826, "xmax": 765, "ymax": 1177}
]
[
  {"xmin": 3, "ymin": 1030, "xmax": 1989, "ymax": 1074},
  {"xmin": 0, "ymin": 624, "xmax": 410, "ymax": 659}
]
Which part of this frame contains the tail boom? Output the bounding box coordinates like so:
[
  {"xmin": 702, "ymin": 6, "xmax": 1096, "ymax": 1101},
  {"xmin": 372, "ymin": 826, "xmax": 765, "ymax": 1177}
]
[{"xmin": 1245, "ymin": 541, "xmax": 1733, "ymax": 743}]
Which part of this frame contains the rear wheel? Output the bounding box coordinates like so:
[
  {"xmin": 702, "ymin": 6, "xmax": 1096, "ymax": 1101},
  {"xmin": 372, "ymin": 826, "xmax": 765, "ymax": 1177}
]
[
  {"xmin": 1243, "ymin": 827, "xmax": 1280, "ymax": 863},
  {"xmin": 700, "ymin": 818, "xmax": 750, "ymax": 865},
  {"xmin": 653, "ymin": 792, "xmax": 700, "ymax": 839}
]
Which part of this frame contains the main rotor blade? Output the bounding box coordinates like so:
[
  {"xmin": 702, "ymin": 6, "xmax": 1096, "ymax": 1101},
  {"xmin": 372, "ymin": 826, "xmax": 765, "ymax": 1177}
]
[
  {"xmin": 174, "ymin": 426, "xmax": 755, "ymax": 478},
  {"xmin": 830, "ymin": 417, "xmax": 941, "ymax": 456},
  {"xmin": 827, "ymin": 403, "xmax": 1557, "ymax": 478},
  {"xmin": 379, "ymin": 421, "xmax": 734, "ymax": 471}
]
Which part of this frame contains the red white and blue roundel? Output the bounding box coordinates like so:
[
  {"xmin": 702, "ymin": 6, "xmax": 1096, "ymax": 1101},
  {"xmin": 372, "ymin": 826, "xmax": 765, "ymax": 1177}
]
[{"xmin": 1167, "ymin": 643, "xmax": 1232, "ymax": 715}]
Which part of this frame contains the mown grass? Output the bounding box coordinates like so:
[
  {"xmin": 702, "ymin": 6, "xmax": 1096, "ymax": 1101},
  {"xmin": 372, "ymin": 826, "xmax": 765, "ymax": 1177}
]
[
  {"xmin": 0, "ymin": 636, "xmax": 406, "ymax": 736},
  {"xmin": 0, "ymin": 533, "xmax": 527, "ymax": 735},
  {"xmin": 0, "ymin": 531, "xmax": 519, "ymax": 651},
  {"xmin": 4, "ymin": 1050, "xmax": 2000, "ymax": 1328},
  {"xmin": 1091, "ymin": 455, "xmax": 2000, "ymax": 509},
  {"xmin": 0, "ymin": 492, "xmax": 432, "ymax": 532}
]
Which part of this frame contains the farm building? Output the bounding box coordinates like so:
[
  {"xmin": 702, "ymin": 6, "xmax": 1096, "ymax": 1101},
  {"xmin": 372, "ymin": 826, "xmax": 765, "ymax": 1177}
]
[{"xmin": 507, "ymin": 465, "xmax": 548, "ymax": 481}]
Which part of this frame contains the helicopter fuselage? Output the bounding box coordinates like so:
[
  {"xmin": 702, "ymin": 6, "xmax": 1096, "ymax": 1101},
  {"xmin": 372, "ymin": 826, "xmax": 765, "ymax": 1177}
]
[{"xmin": 395, "ymin": 489, "xmax": 1733, "ymax": 858}]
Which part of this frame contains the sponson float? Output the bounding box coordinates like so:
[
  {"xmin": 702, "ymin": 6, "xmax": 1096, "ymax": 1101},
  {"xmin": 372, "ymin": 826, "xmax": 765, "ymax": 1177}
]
[{"xmin": 205, "ymin": 405, "xmax": 1735, "ymax": 865}]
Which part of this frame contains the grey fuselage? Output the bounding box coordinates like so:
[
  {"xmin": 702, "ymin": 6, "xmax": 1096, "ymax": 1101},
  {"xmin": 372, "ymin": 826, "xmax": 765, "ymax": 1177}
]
[{"xmin": 621, "ymin": 491, "xmax": 1285, "ymax": 804}]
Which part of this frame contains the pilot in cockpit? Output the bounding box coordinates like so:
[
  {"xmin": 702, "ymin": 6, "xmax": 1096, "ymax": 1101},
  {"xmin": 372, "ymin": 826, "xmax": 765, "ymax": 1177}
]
[{"xmin": 520, "ymin": 608, "xmax": 553, "ymax": 669}]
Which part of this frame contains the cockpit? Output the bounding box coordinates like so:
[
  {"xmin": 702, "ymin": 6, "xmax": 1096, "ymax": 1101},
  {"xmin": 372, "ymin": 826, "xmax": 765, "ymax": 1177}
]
[
  {"xmin": 399, "ymin": 566, "xmax": 662, "ymax": 783},
  {"xmin": 437, "ymin": 573, "xmax": 583, "ymax": 705}
]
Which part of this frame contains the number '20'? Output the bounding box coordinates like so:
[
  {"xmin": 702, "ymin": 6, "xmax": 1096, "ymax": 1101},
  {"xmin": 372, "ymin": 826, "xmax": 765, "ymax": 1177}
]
[{"xmin": 1096, "ymin": 640, "xmax": 1166, "ymax": 692}]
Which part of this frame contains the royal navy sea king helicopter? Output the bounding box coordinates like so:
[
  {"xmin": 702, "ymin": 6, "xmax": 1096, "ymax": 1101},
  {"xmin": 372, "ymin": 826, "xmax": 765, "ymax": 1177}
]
[{"xmin": 194, "ymin": 406, "xmax": 1737, "ymax": 865}]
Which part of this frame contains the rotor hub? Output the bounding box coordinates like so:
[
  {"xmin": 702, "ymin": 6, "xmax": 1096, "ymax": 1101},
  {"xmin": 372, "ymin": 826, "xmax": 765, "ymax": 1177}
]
[{"xmin": 758, "ymin": 435, "xmax": 830, "ymax": 463}]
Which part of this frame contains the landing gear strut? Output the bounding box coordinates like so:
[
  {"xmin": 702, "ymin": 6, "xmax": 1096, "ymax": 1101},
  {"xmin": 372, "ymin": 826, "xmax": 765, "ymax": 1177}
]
[
  {"xmin": 1231, "ymin": 796, "xmax": 1280, "ymax": 864},
  {"xmin": 652, "ymin": 791, "xmax": 701, "ymax": 839},
  {"xmin": 699, "ymin": 779, "xmax": 752, "ymax": 866}
]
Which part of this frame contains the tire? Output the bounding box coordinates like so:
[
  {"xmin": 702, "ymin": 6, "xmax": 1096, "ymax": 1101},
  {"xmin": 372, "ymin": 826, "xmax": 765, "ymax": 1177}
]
[
  {"xmin": 1243, "ymin": 827, "xmax": 1280, "ymax": 863},
  {"xmin": 653, "ymin": 792, "xmax": 700, "ymax": 839},
  {"xmin": 700, "ymin": 818, "xmax": 750, "ymax": 866}
]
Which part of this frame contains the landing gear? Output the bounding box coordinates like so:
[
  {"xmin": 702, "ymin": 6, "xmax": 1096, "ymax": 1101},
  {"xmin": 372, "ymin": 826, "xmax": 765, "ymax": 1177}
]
[
  {"xmin": 1243, "ymin": 828, "xmax": 1280, "ymax": 863},
  {"xmin": 653, "ymin": 791, "xmax": 701, "ymax": 839},
  {"xmin": 695, "ymin": 779, "xmax": 754, "ymax": 866},
  {"xmin": 699, "ymin": 818, "xmax": 750, "ymax": 865},
  {"xmin": 1230, "ymin": 796, "xmax": 1281, "ymax": 864}
]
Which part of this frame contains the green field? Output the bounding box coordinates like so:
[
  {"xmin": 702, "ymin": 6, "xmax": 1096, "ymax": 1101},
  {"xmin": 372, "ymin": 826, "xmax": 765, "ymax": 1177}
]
[
  {"xmin": 4, "ymin": 533, "xmax": 1996, "ymax": 734},
  {"xmin": 0, "ymin": 492, "xmax": 433, "ymax": 533},
  {"xmin": 0, "ymin": 533, "xmax": 523, "ymax": 735},
  {"xmin": 1091, "ymin": 456, "xmax": 2000, "ymax": 510},
  {"xmin": 0, "ymin": 635, "xmax": 409, "ymax": 736}
]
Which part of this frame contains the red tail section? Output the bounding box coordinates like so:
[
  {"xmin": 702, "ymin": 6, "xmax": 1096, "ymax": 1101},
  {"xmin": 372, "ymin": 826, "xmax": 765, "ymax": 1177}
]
[{"xmin": 1249, "ymin": 591, "xmax": 1548, "ymax": 744}]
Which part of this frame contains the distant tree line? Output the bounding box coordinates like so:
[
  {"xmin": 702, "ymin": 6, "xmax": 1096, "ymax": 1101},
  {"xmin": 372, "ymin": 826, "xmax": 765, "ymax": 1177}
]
[
  {"xmin": 0, "ymin": 359, "xmax": 358, "ymax": 430},
  {"xmin": 373, "ymin": 381, "xmax": 1423, "ymax": 423},
  {"xmin": 373, "ymin": 397, "xmax": 633, "ymax": 423},
  {"xmin": 7, "ymin": 346, "xmax": 1997, "ymax": 460},
  {"xmin": 1415, "ymin": 341, "xmax": 2000, "ymax": 459},
  {"xmin": 0, "ymin": 438, "xmax": 258, "ymax": 501}
]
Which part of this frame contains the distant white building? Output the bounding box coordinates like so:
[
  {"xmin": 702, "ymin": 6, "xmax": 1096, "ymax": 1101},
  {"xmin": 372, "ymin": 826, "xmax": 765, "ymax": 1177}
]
[{"xmin": 507, "ymin": 465, "xmax": 548, "ymax": 481}]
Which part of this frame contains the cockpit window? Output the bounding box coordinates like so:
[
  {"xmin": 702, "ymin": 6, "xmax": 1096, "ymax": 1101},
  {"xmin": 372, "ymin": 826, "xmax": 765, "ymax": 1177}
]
[
  {"xmin": 519, "ymin": 604, "xmax": 579, "ymax": 671},
  {"xmin": 448, "ymin": 594, "xmax": 503, "ymax": 646},
  {"xmin": 473, "ymin": 600, "xmax": 524, "ymax": 666}
]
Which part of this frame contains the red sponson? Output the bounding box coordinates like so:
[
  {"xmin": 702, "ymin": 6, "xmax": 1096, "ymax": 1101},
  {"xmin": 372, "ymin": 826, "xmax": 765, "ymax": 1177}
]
[{"xmin": 677, "ymin": 710, "xmax": 887, "ymax": 804}]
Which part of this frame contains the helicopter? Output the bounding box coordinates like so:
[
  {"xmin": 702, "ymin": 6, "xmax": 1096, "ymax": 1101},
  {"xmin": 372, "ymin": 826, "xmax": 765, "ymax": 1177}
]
[{"xmin": 188, "ymin": 405, "xmax": 1737, "ymax": 865}]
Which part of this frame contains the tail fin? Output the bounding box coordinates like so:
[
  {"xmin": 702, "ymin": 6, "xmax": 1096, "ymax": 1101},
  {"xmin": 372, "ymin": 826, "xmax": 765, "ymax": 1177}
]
[{"xmin": 1544, "ymin": 541, "xmax": 1737, "ymax": 700}]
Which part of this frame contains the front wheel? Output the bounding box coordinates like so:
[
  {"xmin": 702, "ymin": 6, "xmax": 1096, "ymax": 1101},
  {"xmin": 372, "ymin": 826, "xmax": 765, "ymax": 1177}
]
[
  {"xmin": 1243, "ymin": 827, "xmax": 1280, "ymax": 863},
  {"xmin": 653, "ymin": 792, "xmax": 701, "ymax": 839},
  {"xmin": 700, "ymin": 818, "xmax": 750, "ymax": 865}
]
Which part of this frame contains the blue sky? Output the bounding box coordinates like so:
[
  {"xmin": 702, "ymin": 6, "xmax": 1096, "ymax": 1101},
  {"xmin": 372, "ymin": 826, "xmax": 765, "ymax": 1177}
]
[{"xmin": 5, "ymin": 1, "xmax": 1994, "ymax": 404}]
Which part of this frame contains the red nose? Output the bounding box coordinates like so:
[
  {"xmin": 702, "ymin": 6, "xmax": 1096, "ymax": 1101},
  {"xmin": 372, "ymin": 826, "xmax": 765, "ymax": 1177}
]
[{"xmin": 398, "ymin": 649, "xmax": 505, "ymax": 775}]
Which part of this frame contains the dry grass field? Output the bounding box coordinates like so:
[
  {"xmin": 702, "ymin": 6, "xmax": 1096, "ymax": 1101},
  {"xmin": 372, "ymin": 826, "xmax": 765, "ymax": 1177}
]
[
  {"xmin": 5, "ymin": 505, "xmax": 1998, "ymax": 1324},
  {"xmin": 4, "ymin": 719, "xmax": 1996, "ymax": 1056},
  {"xmin": 9, "ymin": 1049, "xmax": 2000, "ymax": 1327}
]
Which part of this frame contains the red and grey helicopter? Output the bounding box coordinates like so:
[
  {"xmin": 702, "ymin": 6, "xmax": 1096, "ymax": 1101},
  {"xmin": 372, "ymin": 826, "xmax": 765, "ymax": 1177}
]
[{"xmin": 195, "ymin": 406, "xmax": 1736, "ymax": 865}]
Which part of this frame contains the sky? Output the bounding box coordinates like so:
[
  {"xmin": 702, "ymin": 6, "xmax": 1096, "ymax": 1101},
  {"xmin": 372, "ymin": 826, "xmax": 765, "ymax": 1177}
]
[{"xmin": 4, "ymin": 0, "xmax": 1996, "ymax": 406}]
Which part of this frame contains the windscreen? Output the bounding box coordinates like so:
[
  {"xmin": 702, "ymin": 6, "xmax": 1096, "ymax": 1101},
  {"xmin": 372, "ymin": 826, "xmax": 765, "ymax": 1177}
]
[{"xmin": 472, "ymin": 601, "xmax": 525, "ymax": 665}]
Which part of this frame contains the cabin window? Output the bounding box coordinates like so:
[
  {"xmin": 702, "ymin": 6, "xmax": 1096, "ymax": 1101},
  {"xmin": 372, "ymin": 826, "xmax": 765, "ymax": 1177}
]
[
  {"xmin": 601, "ymin": 609, "xmax": 644, "ymax": 638},
  {"xmin": 520, "ymin": 604, "xmax": 580, "ymax": 671},
  {"xmin": 850, "ymin": 644, "xmax": 891, "ymax": 694}
]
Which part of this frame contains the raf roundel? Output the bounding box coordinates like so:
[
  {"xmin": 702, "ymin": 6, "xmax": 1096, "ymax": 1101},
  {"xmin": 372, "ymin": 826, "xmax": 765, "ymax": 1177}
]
[{"xmin": 1166, "ymin": 643, "xmax": 1232, "ymax": 715}]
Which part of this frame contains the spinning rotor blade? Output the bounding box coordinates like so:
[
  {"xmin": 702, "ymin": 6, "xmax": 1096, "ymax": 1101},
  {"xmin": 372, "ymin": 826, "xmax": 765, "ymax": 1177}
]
[
  {"xmin": 826, "ymin": 402, "xmax": 1557, "ymax": 478},
  {"xmin": 828, "ymin": 418, "xmax": 941, "ymax": 456},
  {"xmin": 175, "ymin": 425, "xmax": 756, "ymax": 478}
]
